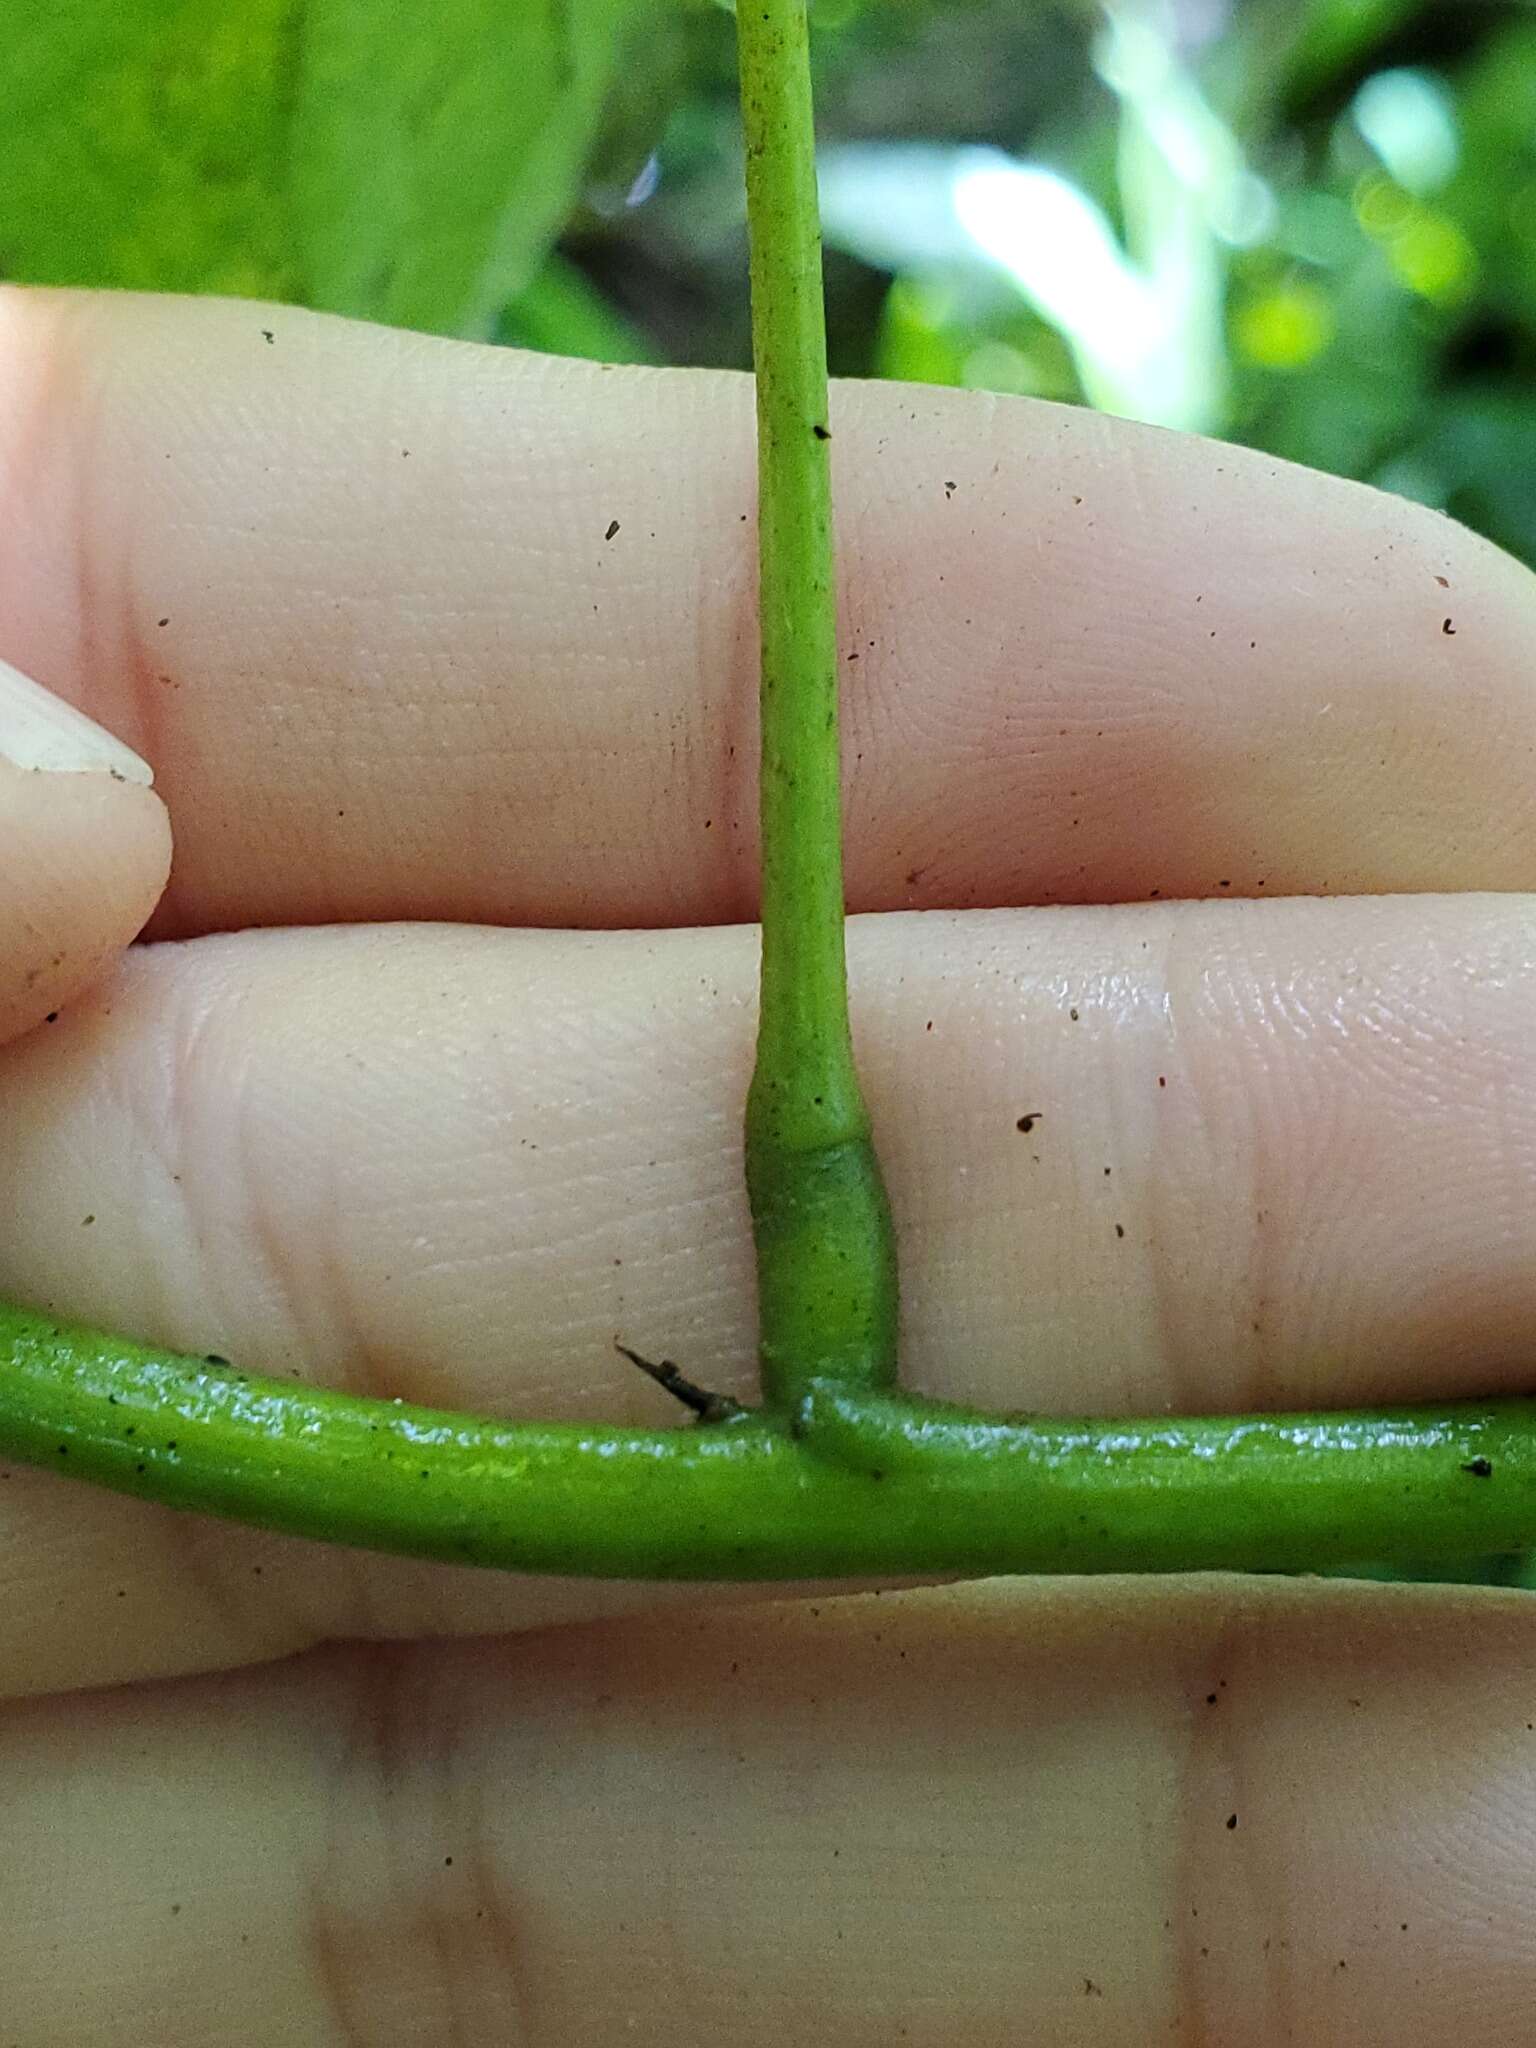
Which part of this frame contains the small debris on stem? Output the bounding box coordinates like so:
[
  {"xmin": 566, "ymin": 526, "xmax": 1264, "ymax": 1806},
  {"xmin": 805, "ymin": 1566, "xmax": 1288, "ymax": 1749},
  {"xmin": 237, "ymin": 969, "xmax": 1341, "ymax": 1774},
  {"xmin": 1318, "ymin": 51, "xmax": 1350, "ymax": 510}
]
[{"xmin": 615, "ymin": 1343, "xmax": 748, "ymax": 1425}]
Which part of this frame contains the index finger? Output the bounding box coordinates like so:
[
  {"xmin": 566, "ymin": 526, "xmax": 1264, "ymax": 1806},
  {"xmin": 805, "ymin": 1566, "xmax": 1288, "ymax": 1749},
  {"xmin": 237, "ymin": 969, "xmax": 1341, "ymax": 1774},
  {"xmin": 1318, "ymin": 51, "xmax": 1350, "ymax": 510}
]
[{"xmin": 3, "ymin": 286, "xmax": 1533, "ymax": 938}]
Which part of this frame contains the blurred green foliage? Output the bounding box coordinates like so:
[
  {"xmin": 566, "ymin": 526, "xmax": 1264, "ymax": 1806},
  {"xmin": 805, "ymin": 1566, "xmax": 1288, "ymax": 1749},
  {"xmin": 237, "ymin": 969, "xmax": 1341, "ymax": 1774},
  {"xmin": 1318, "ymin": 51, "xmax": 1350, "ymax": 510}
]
[
  {"xmin": 567, "ymin": 0, "xmax": 1536, "ymax": 565},
  {"xmin": 4, "ymin": 0, "xmax": 1533, "ymax": 561},
  {"xmin": 593, "ymin": 0, "xmax": 1531, "ymax": 565},
  {"xmin": 8, "ymin": 0, "xmax": 632, "ymax": 331}
]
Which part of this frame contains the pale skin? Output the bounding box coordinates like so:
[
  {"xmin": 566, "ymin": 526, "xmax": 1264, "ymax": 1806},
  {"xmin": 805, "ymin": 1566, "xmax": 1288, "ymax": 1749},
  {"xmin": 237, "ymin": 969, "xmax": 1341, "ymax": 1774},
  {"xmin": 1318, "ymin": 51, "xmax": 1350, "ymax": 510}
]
[{"xmin": 4, "ymin": 289, "xmax": 1536, "ymax": 2044}]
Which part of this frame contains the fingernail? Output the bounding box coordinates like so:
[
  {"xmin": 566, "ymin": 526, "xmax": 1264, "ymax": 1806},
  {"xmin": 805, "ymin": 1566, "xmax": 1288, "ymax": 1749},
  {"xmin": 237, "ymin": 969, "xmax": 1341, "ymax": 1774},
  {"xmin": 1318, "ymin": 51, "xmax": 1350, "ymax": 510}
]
[{"xmin": 0, "ymin": 655, "xmax": 153, "ymax": 784}]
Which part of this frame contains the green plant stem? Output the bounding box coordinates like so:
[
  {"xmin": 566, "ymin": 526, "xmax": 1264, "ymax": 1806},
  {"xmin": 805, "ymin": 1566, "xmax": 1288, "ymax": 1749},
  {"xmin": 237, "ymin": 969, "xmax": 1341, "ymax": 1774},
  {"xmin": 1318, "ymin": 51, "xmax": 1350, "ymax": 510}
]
[
  {"xmin": 737, "ymin": 0, "xmax": 899, "ymax": 1411},
  {"xmin": 5, "ymin": 1303, "xmax": 1536, "ymax": 1576},
  {"xmin": 796, "ymin": 1382, "xmax": 1536, "ymax": 1569}
]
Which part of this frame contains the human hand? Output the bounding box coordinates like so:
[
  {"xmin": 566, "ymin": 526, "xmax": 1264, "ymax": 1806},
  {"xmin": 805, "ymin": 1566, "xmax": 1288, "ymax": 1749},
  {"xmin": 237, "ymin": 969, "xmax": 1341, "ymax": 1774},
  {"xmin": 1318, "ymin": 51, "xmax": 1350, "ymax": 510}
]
[{"xmin": 3, "ymin": 288, "xmax": 1536, "ymax": 2044}]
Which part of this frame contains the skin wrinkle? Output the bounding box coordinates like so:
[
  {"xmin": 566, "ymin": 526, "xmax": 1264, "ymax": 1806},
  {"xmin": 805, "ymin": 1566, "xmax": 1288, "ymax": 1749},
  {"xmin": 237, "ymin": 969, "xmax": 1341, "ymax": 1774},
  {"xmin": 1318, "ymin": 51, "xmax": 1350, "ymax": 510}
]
[
  {"xmin": 309, "ymin": 1645, "xmax": 400, "ymax": 2048},
  {"xmin": 1142, "ymin": 909, "xmax": 1253, "ymax": 1418},
  {"xmin": 143, "ymin": 959, "xmax": 227, "ymax": 1355},
  {"xmin": 312, "ymin": 1644, "xmax": 534, "ymax": 2048},
  {"xmin": 1080, "ymin": 954, "xmax": 1160, "ymax": 1416},
  {"xmin": 311, "ymin": 1644, "xmax": 442, "ymax": 2048},
  {"xmin": 0, "ymin": 1462, "xmax": 321, "ymax": 1699},
  {"xmin": 467, "ymin": 1795, "xmax": 535, "ymax": 2048},
  {"xmin": 316, "ymin": 1112, "xmax": 403, "ymax": 1408},
  {"xmin": 1169, "ymin": 1605, "xmax": 1290, "ymax": 2048},
  {"xmin": 191, "ymin": 977, "xmax": 318, "ymax": 1372},
  {"xmin": 1199, "ymin": 916, "xmax": 1309, "ymax": 1414},
  {"xmin": 423, "ymin": 1656, "xmax": 514, "ymax": 2048},
  {"xmin": 238, "ymin": 960, "xmax": 448, "ymax": 1398},
  {"xmin": 1215, "ymin": 923, "xmax": 1291, "ymax": 1418},
  {"xmin": 161, "ymin": 1491, "xmax": 311, "ymax": 1679}
]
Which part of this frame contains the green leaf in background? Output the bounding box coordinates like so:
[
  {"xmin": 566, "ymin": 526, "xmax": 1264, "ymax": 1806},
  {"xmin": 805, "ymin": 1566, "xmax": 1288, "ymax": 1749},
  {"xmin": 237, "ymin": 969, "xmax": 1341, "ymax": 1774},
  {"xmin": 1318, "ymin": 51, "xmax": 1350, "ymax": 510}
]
[
  {"xmin": 292, "ymin": 0, "xmax": 634, "ymax": 336},
  {"xmin": 7, "ymin": 0, "xmax": 304, "ymax": 302},
  {"xmin": 497, "ymin": 249, "xmax": 657, "ymax": 362},
  {"xmin": 1277, "ymin": 0, "xmax": 1429, "ymax": 107},
  {"xmin": 6, "ymin": 0, "xmax": 637, "ymax": 337},
  {"xmin": 1444, "ymin": 19, "xmax": 1536, "ymax": 333}
]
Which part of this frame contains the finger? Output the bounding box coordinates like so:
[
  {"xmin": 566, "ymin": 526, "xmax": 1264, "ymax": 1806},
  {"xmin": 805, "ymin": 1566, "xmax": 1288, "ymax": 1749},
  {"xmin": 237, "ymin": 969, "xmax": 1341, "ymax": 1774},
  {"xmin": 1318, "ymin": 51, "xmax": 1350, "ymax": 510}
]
[
  {"xmin": 5, "ymin": 894, "xmax": 1536, "ymax": 1693},
  {"xmin": 0, "ymin": 655, "xmax": 169, "ymax": 1040},
  {"xmin": 4, "ymin": 1577, "xmax": 1535, "ymax": 2046},
  {"xmin": 3, "ymin": 288, "xmax": 1534, "ymax": 936}
]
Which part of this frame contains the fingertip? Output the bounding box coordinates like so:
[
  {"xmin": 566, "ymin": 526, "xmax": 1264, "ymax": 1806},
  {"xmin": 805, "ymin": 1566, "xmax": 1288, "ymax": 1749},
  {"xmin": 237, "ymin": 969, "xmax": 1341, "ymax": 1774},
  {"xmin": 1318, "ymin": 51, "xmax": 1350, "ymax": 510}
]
[{"xmin": 0, "ymin": 757, "xmax": 171, "ymax": 1042}]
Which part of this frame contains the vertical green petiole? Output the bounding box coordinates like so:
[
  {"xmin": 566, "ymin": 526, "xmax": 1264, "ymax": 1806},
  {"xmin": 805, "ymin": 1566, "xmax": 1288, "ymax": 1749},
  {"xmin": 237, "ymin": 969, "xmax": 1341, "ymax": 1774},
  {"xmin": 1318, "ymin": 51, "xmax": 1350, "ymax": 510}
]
[{"xmin": 737, "ymin": 0, "xmax": 900, "ymax": 1411}]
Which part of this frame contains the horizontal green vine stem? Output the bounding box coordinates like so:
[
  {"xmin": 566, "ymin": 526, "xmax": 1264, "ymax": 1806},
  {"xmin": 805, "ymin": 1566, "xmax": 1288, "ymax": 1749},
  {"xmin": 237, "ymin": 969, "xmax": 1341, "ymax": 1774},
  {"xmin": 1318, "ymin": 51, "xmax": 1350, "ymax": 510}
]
[
  {"xmin": 5, "ymin": 1303, "xmax": 1536, "ymax": 1578},
  {"xmin": 795, "ymin": 1382, "xmax": 1536, "ymax": 1572}
]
